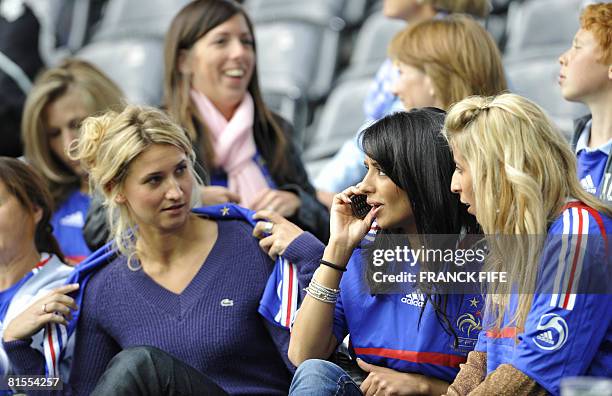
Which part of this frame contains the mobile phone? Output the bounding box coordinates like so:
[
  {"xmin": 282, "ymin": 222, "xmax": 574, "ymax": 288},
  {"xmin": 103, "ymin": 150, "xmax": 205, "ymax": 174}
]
[{"xmin": 350, "ymin": 194, "xmax": 372, "ymax": 219}]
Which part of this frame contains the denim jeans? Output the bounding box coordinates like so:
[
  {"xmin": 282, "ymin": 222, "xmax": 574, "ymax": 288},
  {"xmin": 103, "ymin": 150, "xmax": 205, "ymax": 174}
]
[
  {"xmin": 91, "ymin": 346, "xmax": 228, "ymax": 396},
  {"xmin": 289, "ymin": 359, "xmax": 363, "ymax": 396}
]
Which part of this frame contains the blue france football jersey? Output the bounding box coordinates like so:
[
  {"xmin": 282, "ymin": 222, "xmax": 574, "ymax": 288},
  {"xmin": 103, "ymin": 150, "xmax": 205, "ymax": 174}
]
[
  {"xmin": 333, "ymin": 245, "xmax": 484, "ymax": 383},
  {"xmin": 50, "ymin": 190, "xmax": 91, "ymax": 264},
  {"xmin": 577, "ymin": 150, "xmax": 609, "ymax": 196},
  {"xmin": 476, "ymin": 202, "xmax": 612, "ymax": 395},
  {"xmin": 575, "ymin": 120, "xmax": 612, "ymax": 197}
]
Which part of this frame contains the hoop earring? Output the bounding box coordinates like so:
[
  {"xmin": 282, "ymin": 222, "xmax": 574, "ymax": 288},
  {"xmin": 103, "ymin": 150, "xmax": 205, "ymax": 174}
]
[{"xmin": 127, "ymin": 255, "xmax": 142, "ymax": 272}]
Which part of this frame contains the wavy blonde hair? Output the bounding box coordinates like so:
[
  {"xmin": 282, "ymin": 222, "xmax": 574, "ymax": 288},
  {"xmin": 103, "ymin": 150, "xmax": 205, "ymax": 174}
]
[
  {"xmin": 444, "ymin": 93, "xmax": 612, "ymax": 330},
  {"xmin": 70, "ymin": 106, "xmax": 199, "ymax": 264},
  {"xmin": 21, "ymin": 59, "xmax": 124, "ymax": 205},
  {"xmin": 388, "ymin": 15, "xmax": 507, "ymax": 110}
]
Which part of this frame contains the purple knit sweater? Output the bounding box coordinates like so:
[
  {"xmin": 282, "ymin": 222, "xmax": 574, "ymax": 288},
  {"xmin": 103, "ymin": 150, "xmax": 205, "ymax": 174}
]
[{"xmin": 4, "ymin": 220, "xmax": 324, "ymax": 395}]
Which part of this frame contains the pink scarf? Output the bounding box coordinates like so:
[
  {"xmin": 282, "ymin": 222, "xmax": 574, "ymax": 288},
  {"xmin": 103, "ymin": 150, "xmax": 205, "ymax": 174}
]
[{"xmin": 191, "ymin": 89, "xmax": 269, "ymax": 207}]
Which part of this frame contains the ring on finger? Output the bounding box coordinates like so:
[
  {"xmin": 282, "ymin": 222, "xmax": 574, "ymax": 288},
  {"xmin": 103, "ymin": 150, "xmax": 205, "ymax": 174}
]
[
  {"xmin": 42, "ymin": 303, "xmax": 48, "ymax": 313},
  {"xmin": 263, "ymin": 221, "xmax": 274, "ymax": 234}
]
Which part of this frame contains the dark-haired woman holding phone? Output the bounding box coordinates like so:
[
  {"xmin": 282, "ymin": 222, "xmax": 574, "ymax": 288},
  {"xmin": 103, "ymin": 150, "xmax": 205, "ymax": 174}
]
[{"xmin": 256, "ymin": 109, "xmax": 482, "ymax": 396}]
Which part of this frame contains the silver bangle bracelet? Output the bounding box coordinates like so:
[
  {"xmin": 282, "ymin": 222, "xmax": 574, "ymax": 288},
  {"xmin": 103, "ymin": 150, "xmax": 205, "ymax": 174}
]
[
  {"xmin": 305, "ymin": 286, "xmax": 338, "ymax": 304},
  {"xmin": 305, "ymin": 278, "xmax": 340, "ymax": 304},
  {"xmin": 310, "ymin": 278, "xmax": 340, "ymax": 293}
]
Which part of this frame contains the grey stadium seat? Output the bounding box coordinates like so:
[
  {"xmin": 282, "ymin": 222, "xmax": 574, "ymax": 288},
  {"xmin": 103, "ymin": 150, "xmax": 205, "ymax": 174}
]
[
  {"xmin": 505, "ymin": 0, "xmax": 582, "ymax": 57},
  {"xmin": 245, "ymin": 0, "xmax": 368, "ymax": 27},
  {"xmin": 91, "ymin": 0, "xmax": 192, "ymax": 40},
  {"xmin": 505, "ymin": 55, "xmax": 589, "ymax": 140},
  {"xmin": 245, "ymin": 0, "xmax": 344, "ymax": 25},
  {"xmin": 339, "ymin": 11, "xmax": 405, "ymax": 82},
  {"xmin": 340, "ymin": 0, "xmax": 368, "ymax": 27},
  {"xmin": 76, "ymin": 38, "xmax": 164, "ymax": 106},
  {"xmin": 303, "ymin": 77, "xmax": 373, "ymax": 164},
  {"xmin": 260, "ymin": 79, "xmax": 309, "ymax": 150},
  {"xmin": 255, "ymin": 19, "xmax": 342, "ymax": 101}
]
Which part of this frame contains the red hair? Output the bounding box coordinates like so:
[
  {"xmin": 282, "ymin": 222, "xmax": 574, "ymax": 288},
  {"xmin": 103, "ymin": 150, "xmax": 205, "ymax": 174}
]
[{"xmin": 580, "ymin": 3, "xmax": 612, "ymax": 63}]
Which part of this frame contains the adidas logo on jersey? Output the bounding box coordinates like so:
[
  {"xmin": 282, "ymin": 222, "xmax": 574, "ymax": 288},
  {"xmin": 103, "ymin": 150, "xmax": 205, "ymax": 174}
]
[
  {"xmin": 400, "ymin": 293, "xmax": 424, "ymax": 307},
  {"xmin": 535, "ymin": 330, "xmax": 555, "ymax": 345},
  {"xmin": 580, "ymin": 175, "xmax": 596, "ymax": 194},
  {"xmin": 59, "ymin": 211, "xmax": 85, "ymax": 227}
]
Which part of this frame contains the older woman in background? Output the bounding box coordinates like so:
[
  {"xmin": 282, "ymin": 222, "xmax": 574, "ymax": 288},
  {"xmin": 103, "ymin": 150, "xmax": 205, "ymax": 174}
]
[{"xmin": 21, "ymin": 59, "xmax": 124, "ymax": 263}]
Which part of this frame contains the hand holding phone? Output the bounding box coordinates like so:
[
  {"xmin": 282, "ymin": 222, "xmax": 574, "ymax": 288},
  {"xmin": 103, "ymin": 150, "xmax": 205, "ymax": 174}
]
[{"xmin": 350, "ymin": 194, "xmax": 372, "ymax": 219}]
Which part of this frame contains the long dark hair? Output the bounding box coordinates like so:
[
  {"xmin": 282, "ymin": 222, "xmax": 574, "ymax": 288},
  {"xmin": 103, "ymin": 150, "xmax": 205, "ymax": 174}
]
[
  {"xmin": 360, "ymin": 108, "xmax": 479, "ymax": 346},
  {"xmin": 361, "ymin": 108, "xmax": 477, "ymax": 235},
  {"xmin": 163, "ymin": 0, "xmax": 289, "ymax": 174},
  {"xmin": 0, "ymin": 157, "xmax": 64, "ymax": 260}
]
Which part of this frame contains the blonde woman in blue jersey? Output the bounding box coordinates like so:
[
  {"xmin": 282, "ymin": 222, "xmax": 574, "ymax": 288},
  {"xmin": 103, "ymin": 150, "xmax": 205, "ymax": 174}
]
[
  {"xmin": 444, "ymin": 93, "xmax": 612, "ymax": 395},
  {"xmin": 280, "ymin": 108, "xmax": 482, "ymax": 396}
]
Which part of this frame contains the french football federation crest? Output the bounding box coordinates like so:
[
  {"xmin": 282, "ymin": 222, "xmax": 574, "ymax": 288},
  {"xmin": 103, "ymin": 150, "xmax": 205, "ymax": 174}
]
[{"xmin": 457, "ymin": 313, "xmax": 482, "ymax": 337}]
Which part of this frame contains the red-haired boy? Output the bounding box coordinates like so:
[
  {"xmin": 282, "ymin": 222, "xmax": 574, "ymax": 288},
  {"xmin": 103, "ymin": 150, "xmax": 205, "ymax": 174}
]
[{"xmin": 559, "ymin": 2, "xmax": 612, "ymax": 203}]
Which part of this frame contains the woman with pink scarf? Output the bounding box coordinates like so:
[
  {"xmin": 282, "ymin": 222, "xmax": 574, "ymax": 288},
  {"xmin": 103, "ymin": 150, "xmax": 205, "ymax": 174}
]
[{"xmin": 163, "ymin": 0, "xmax": 329, "ymax": 243}]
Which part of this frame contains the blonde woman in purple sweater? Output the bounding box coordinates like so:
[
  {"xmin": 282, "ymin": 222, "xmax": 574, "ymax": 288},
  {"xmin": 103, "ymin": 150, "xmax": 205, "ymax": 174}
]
[{"xmin": 4, "ymin": 105, "xmax": 321, "ymax": 395}]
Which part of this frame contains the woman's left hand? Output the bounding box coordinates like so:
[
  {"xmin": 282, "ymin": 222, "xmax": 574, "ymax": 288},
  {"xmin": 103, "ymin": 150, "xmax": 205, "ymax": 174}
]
[
  {"xmin": 358, "ymin": 359, "xmax": 431, "ymax": 396},
  {"xmin": 253, "ymin": 210, "xmax": 304, "ymax": 260},
  {"xmin": 2, "ymin": 284, "xmax": 80, "ymax": 342},
  {"xmin": 251, "ymin": 189, "xmax": 301, "ymax": 218}
]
